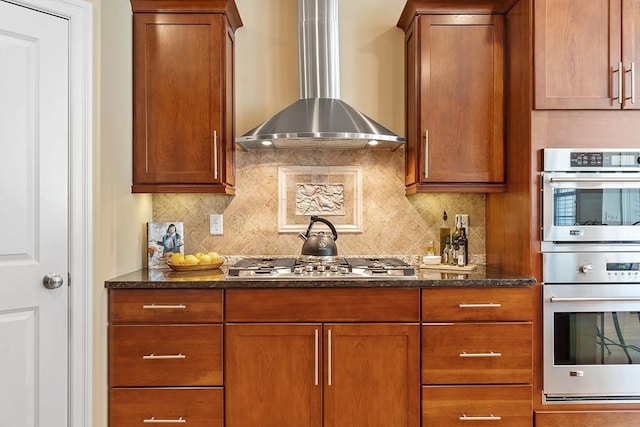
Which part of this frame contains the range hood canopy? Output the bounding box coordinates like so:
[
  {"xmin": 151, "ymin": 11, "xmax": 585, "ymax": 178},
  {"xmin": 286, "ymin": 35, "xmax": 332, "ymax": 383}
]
[{"xmin": 236, "ymin": 0, "xmax": 405, "ymax": 150}]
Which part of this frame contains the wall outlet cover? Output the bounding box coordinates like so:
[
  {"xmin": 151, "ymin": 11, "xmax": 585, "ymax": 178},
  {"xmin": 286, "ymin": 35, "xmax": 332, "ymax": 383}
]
[{"xmin": 210, "ymin": 214, "xmax": 223, "ymax": 235}]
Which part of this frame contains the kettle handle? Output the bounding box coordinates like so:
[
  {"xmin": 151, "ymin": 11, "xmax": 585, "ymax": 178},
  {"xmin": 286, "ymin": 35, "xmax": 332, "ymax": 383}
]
[{"xmin": 306, "ymin": 215, "xmax": 339, "ymax": 241}]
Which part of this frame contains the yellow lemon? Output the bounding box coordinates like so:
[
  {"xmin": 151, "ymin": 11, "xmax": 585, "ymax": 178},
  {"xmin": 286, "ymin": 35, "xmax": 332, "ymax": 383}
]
[
  {"xmin": 170, "ymin": 252, "xmax": 184, "ymax": 265},
  {"xmin": 184, "ymin": 254, "xmax": 199, "ymax": 265},
  {"xmin": 207, "ymin": 251, "xmax": 221, "ymax": 260},
  {"xmin": 194, "ymin": 252, "xmax": 205, "ymax": 259},
  {"xmin": 199, "ymin": 254, "xmax": 213, "ymax": 264}
]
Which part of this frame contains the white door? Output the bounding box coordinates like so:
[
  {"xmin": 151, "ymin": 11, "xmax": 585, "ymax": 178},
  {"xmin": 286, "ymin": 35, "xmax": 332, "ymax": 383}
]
[{"xmin": 0, "ymin": 2, "xmax": 69, "ymax": 426}]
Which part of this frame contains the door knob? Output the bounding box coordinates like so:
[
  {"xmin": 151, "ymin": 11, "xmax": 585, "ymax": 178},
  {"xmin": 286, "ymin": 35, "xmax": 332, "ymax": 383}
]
[{"xmin": 43, "ymin": 273, "xmax": 64, "ymax": 289}]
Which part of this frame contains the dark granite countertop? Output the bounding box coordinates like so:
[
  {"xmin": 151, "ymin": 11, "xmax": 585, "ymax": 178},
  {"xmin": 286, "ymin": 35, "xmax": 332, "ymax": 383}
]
[{"xmin": 105, "ymin": 265, "xmax": 536, "ymax": 289}]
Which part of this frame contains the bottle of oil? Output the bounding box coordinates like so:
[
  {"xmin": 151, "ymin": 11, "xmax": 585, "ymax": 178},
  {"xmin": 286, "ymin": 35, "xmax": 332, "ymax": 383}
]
[
  {"xmin": 439, "ymin": 211, "xmax": 450, "ymax": 259},
  {"xmin": 457, "ymin": 228, "xmax": 468, "ymax": 266}
]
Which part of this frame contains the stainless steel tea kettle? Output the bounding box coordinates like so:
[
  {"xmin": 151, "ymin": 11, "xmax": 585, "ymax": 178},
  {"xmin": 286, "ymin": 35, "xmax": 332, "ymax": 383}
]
[{"xmin": 299, "ymin": 216, "xmax": 338, "ymax": 260}]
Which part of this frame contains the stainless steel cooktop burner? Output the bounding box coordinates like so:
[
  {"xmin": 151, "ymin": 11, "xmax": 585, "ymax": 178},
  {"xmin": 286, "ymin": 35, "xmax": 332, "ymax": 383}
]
[{"xmin": 227, "ymin": 257, "xmax": 416, "ymax": 280}]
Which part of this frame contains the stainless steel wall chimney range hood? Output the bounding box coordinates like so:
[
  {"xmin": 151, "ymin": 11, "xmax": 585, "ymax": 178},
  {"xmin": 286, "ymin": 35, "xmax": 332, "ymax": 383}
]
[{"xmin": 236, "ymin": 0, "xmax": 405, "ymax": 150}]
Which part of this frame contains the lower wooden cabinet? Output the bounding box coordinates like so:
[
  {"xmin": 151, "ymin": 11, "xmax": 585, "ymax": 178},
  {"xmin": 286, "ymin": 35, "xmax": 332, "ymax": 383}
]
[
  {"xmin": 225, "ymin": 322, "xmax": 420, "ymax": 427},
  {"xmin": 225, "ymin": 288, "xmax": 421, "ymax": 427},
  {"xmin": 110, "ymin": 388, "xmax": 223, "ymax": 427},
  {"xmin": 535, "ymin": 410, "xmax": 640, "ymax": 427},
  {"xmin": 423, "ymin": 385, "xmax": 532, "ymax": 426}
]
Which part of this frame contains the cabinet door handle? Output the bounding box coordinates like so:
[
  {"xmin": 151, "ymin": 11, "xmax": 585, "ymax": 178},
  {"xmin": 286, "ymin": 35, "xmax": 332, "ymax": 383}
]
[
  {"xmin": 458, "ymin": 303, "xmax": 501, "ymax": 308},
  {"xmin": 142, "ymin": 304, "xmax": 186, "ymax": 310},
  {"xmin": 459, "ymin": 351, "xmax": 502, "ymax": 358},
  {"xmin": 424, "ymin": 130, "xmax": 429, "ymax": 178},
  {"xmin": 459, "ymin": 414, "xmax": 501, "ymax": 421},
  {"xmin": 213, "ymin": 130, "xmax": 219, "ymax": 179},
  {"xmin": 142, "ymin": 353, "xmax": 186, "ymax": 360},
  {"xmin": 314, "ymin": 329, "xmax": 319, "ymax": 386},
  {"xmin": 627, "ymin": 62, "xmax": 636, "ymax": 104},
  {"xmin": 327, "ymin": 329, "xmax": 332, "ymax": 386},
  {"xmin": 143, "ymin": 416, "xmax": 186, "ymax": 424},
  {"xmin": 616, "ymin": 62, "xmax": 624, "ymax": 105}
]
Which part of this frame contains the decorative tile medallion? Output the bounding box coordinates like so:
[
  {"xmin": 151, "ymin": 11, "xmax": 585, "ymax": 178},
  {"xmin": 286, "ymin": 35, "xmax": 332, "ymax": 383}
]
[{"xmin": 278, "ymin": 166, "xmax": 363, "ymax": 233}]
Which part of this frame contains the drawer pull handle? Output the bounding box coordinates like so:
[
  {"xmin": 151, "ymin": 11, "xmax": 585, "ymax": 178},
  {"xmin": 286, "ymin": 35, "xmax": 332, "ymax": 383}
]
[
  {"xmin": 142, "ymin": 353, "xmax": 186, "ymax": 360},
  {"xmin": 458, "ymin": 303, "xmax": 501, "ymax": 308},
  {"xmin": 142, "ymin": 304, "xmax": 186, "ymax": 310},
  {"xmin": 459, "ymin": 351, "xmax": 502, "ymax": 358},
  {"xmin": 460, "ymin": 414, "xmax": 501, "ymax": 421},
  {"xmin": 143, "ymin": 416, "xmax": 186, "ymax": 424}
]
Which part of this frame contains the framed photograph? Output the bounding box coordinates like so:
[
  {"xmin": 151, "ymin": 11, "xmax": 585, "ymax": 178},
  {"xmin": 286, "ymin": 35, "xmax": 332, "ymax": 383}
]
[
  {"xmin": 278, "ymin": 166, "xmax": 363, "ymax": 233},
  {"xmin": 147, "ymin": 222, "xmax": 184, "ymax": 269}
]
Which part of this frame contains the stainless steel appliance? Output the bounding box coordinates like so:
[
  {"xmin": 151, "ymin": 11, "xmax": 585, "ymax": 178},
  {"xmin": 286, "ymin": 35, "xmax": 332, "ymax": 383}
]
[
  {"xmin": 542, "ymin": 148, "xmax": 640, "ymax": 244},
  {"xmin": 542, "ymin": 148, "xmax": 640, "ymax": 403},
  {"xmin": 227, "ymin": 257, "xmax": 416, "ymax": 280}
]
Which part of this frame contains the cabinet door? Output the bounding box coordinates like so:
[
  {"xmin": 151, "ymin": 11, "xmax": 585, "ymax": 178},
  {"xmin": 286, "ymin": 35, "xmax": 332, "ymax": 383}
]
[
  {"xmin": 225, "ymin": 324, "xmax": 322, "ymax": 427},
  {"xmin": 535, "ymin": 0, "xmax": 621, "ymax": 109},
  {"xmin": 323, "ymin": 323, "xmax": 420, "ymax": 427},
  {"xmin": 623, "ymin": 0, "xmax": 640, "ymax": 109},
  {"xmin": 407, "ymin": 15, "xmax": 504, "ymax": 191},
  {"xmin": 132, "ymin": 13, "xmax": 229, "ymax": 192}
]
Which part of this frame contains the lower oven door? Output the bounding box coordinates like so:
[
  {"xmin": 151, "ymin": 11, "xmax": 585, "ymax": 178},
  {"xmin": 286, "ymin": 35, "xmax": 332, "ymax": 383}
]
[{"xmin": 544, "ymin": 284, "xmax": 640, "ymax": 402}]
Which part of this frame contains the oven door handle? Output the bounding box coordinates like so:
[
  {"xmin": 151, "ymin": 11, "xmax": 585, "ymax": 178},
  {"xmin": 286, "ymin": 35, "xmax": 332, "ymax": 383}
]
[
  {"xmin": 549, "ymin": 176, "xmax": 640, "ymax": 183},
  {"xmin": 550, "ymin": 296, "xmax": 640, "ymax": 302}
]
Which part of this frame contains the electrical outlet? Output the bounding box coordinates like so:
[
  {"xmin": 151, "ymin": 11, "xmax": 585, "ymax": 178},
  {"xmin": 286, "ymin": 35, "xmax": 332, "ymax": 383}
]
[
  {"xmin": 455, "ymin": 214, "xmax": 469, "ymax": 229},
  {"xmin": 210, "ymin": 214, "xmax": 223, "ymax": 235}
]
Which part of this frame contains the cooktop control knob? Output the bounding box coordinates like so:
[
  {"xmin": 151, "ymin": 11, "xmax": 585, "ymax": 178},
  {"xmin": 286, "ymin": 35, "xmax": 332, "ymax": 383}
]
[
  {"xmin": 317, "ymin": 265, "xmax": 326, "ymax": 272},
  {"xmin": 305, "ymin": 264, "xmax": 315, "ymax": 273},
  {"xmin": 580, "ymin": 264, "xmax": 593, "ymax": 274}
]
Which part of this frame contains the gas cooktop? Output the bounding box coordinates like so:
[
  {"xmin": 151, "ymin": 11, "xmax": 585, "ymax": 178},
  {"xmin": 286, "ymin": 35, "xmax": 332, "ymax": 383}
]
[{"xmin": 227, "ymin": 257, "xmax": 417, "ymax": 280}]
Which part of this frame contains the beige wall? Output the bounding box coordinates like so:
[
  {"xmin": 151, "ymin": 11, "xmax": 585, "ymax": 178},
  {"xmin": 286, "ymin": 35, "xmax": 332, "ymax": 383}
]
[{"xmin": 93, "ymin": 1, "xmax": 485, "ymax": 426}]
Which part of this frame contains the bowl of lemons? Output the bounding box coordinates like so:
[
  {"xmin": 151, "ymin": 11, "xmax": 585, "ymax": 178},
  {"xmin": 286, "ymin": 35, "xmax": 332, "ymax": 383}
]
[{"xmin": 167, "ymin": 251, "xmax": 224, "ymax": 271}]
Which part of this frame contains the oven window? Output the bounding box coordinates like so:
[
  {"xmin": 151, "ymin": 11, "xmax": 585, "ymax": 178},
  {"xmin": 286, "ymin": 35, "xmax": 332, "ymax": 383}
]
[
  {"xmin": 553, "ymin": 188, "xmax": 640, "ymax": 226},
  {"xmin": 554, "ymin": 312, "xmax": 640, "ymax": 365}
]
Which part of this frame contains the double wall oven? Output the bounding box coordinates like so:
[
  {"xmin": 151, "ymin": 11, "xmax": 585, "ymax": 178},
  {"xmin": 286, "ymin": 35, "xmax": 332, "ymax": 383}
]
[{"xmin": 541, "ymin": 148, "xmax": 640, "ymax": 403}]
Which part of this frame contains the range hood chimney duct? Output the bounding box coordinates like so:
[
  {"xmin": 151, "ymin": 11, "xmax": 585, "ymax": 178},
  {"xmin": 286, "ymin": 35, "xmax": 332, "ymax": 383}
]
[{"xmin": 236, "ymin": 0, "xmax": 405, "ymax": 150}]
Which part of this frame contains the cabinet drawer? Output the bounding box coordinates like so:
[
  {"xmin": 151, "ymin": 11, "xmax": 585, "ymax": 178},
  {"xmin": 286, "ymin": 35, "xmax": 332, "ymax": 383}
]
[
  {"xmin": 422, "ymin": 287, "xmax": 533, "ymax": 322},
  {"xmin": 110, "ymin": 387, "xmax": 223, "ymax": 427},
  {"xmin": 109, "ymin": 289, "xmax": 223, "ymax": 324},
  {"xmin": 423, "ymin": 385, "xmax": 532, "ymax": 427},
  {"xmin": 110, "ymin": 325, "xmax": 222, "ymax": 386},
  {"xmin": 226, "ymin": 288, "xmax": 420, "ymax": 321},
  {"xmin": 422, "ymin": 322, "xmax": 532, "ymax": 384}
]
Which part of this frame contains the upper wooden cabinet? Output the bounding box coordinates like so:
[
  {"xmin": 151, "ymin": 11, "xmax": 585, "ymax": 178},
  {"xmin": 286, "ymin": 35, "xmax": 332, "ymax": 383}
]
[
  {"xmin": 130, "ymin": 0, "xmax": 242, "ymax": 193},
  {"xmin": 535, "ymin": 0, "xmax": 640, "ymax": 109},
  {"xmin": 399, "ymin": 9, "xmax": 505, "ymax": 194}
]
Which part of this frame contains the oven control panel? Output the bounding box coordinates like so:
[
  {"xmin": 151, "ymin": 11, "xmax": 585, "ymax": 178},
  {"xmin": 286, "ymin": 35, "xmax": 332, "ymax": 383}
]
[
  {"xmin": 543, "ymin": 252, "xmax": 640, "ymax": 284},
  {"xmin": 570, "ymin": 151, "xmax": 640, "ymax": 168},
  {"xmin": 544, "ymin": 148, "xmax": 640, "ymax": 171}
]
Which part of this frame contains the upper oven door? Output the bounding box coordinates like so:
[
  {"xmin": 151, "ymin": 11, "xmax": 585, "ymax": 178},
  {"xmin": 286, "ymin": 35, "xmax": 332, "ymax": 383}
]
[{"xmin": 542, "ymin": 172, "xmax": 640, "ymax": 242}]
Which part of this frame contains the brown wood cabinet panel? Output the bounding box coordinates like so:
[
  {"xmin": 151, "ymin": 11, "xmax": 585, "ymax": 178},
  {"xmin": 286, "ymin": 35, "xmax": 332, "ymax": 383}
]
[
  {"xmin": 535, "ymin": 0, "xmax": 619, "ymax": 109},
  {"xmin": 110, "ymin": 324, "xmax": 222, "ymax": 386},
  {"xmin": 225, "ymin": 323, "xmax": 419, "ymax": 427},
  {"xmin": 401, "ymin": 13, "xmax": 504, "ymax": 193},
  {"xmin": 535, "ymin": 410, "xmax": 640, "ymax": 426},
  {"xmin": 109, "ymin": 289, "xmax": 223, "ymax": 324},
  {"xmin": 535, "ymin": 0, "xmax": 640, "ymax": 110},
  {"xmin": 225, "ymin": 324, "xmax": 322, "ymax": 427},
  {"xmin": 422, "ymin": 322, "xmax": 533, "ymax": 384},
  {"xmin": 422, "ymin": 287, "xmax": 534, "ymax": 322},
  {"xmin": 323, "ymin": 323, "xmax": 420, "ymax": 427},
  {"xmin": 131, "ymin": 2, "xmax": 240, "ymax": 193},
  {"xmin": 225, "ymin": 288, "xmax": 420, "ymax": 322},
  {"xmin": 423, "ymin": 385, "xmax": 532, "ymax": 426},
  {"xmin": 110, "ymin": 387, "xmax": 223, "ymax": 427}
]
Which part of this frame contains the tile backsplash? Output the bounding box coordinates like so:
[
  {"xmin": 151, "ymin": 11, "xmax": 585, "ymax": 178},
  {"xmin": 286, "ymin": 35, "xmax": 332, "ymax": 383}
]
[{"xmin": 153, "ymin": 149, "xmax": 486, "ymax": 262}]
